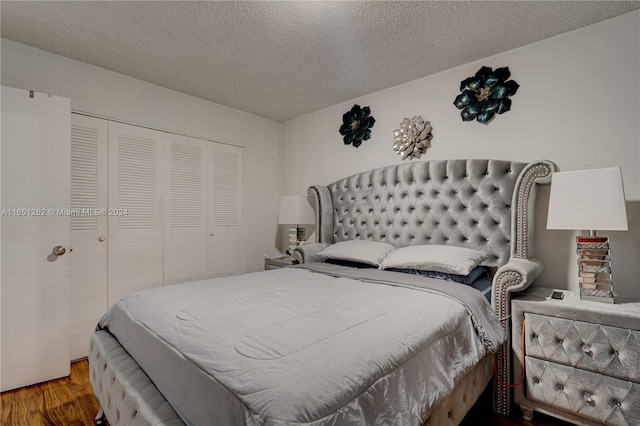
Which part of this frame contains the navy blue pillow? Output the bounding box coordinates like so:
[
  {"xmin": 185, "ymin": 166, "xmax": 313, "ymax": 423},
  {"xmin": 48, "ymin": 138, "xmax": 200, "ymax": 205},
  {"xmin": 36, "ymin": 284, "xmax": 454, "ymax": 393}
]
[
  {"xmin": 469, "ymin": 277, "xmax": 493, "ymax": 302},
  {"xmin": 389, "ymin": 265, "xmax": 487, "ymax": 285},
  {"xmin": 324, "ymin": 258, "xmax": 378, "ymax": 269}
]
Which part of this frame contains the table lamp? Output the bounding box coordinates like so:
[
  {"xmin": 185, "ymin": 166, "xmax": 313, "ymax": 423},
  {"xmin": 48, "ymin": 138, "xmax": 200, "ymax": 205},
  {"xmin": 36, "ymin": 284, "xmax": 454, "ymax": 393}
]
[
  {"xmin": 278, "ymin": 194, "xmax": 315, "ymax": 254},
  {"xmin": 546, "ymin": 167, "xmax": 628, "ymax": 303}
]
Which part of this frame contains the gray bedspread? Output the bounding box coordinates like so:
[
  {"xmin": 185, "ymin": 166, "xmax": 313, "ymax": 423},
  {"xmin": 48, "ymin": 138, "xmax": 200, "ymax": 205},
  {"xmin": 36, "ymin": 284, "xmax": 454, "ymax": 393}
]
[
  {"xmin": 98, "ymin": 264, "xmax": 505, "ymax": 425},
  {"xmin": 297, "ymin": 263, "xmax": 505, "ymax": 352}
]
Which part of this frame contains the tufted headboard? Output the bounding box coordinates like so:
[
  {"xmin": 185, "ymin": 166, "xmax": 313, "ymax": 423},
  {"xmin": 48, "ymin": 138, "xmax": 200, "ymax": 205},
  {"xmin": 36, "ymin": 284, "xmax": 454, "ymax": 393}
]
[
  {"xmin": 296, "ymin": 158, "xmax": 556, "ymax": 416},
  {"xmin": 311, "ymin": 159, "xmax": 525, "ymax": 269}
]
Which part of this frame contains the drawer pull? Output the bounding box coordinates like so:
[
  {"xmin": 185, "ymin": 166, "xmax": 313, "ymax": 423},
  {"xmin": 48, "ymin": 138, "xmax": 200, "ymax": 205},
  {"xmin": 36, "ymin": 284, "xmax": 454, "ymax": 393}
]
[{"xmin": 582, "ymin": 344, "xmax": 593, "ymax": 356}]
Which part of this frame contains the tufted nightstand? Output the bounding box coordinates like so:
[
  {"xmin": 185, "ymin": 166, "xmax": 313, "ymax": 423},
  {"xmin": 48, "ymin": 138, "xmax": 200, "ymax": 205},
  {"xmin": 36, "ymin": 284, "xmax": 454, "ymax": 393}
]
[{"xmin": 511, "ymin": 287, "xmax": 640, "ymax": 425}]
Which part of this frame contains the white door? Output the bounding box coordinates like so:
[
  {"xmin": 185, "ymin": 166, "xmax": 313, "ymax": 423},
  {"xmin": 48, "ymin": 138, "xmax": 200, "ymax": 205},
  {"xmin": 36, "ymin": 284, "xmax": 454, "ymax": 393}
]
[
  {"xmin": 1, "ymin": 86, "xmax": 71, "ymax": 391},
  {"xmin": 208, "ymin": 144, "xmax": 244, "ymax": 278},
  {"xmin": 107, "ymin": 122, "xmax": 164, "ymax": 306},
  {"xmin": 164, "ymin": 134, "xmax": 207, "ymax": 285},
  {"xmin": 69, "ymin": 114, "xmax": 108, "ymax": 360}
]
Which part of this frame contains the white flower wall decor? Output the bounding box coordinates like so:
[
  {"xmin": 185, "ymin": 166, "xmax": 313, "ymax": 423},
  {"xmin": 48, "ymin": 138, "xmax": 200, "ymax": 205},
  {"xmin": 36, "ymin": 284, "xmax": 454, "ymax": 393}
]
[{"xmin": 392, "ymin": 116, "xmax": 433, "ymax": 160}]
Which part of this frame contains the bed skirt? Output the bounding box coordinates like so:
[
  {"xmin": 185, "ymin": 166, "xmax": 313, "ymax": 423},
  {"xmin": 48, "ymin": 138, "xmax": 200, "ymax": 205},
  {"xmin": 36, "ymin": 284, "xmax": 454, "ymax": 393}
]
[{"xmin": 89, "ymin": 330, "xmax": 493, "ymax": 426}]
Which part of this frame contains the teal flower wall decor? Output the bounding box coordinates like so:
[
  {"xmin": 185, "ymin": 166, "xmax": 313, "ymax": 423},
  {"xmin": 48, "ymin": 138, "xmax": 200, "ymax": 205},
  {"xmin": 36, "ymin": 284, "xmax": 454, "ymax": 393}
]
[
  {"xmin": 339, "ymin": 104, "xmax": 375, "ymax": 147},
  {"xmin": 453, "ymin": 66, "xmax": 519, "ymax": 124}
]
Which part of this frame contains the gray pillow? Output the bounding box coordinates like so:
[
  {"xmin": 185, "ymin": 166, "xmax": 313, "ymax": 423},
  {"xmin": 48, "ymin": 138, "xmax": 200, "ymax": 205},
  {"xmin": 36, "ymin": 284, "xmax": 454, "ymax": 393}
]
[
  {"xmin": 380, "ymin": 245, "xmax": 489, "ymax": 275},
  {"xmin": 318, "ymin": 240, "xmax": 395, "ymax": 267}
]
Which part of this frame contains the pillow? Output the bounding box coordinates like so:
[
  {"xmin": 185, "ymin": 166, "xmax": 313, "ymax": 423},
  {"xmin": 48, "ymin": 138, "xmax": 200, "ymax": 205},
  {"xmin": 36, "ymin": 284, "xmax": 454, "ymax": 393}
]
[
  {"xmin": 388, "ymin": 265, "xmax": 487, "ymax": 285},
  {"xmin": 469, "ymin": 277, "xmax": 493, "ymax": 302},
  {"xmin": 324, "ymin": 258, "xmax": 378, "ymax": 269},
  {"xmin": 318, "ymin": 240, "xmax": 395, "ymax": 267},
  {"xmin": 380, "ymin": 245, "xmax": 489, "ymax": 275}
]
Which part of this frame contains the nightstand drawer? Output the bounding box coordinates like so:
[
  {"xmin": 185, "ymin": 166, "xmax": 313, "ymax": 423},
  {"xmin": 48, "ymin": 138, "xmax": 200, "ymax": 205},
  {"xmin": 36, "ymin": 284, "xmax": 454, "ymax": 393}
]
[
  {"xmin": 265, "ymin": 264, "xmax": 281, "ymax": 270},
  {"xmin": 525, "ymin": 313, "xmax": 640, "ymax": 382},
  {"xmin": 264, "ymin": 257, "xmax": 297, "ymax": 270},
  {"xmin": 525, "ymin": 357, "xmax": 640, "ymax": 426}
]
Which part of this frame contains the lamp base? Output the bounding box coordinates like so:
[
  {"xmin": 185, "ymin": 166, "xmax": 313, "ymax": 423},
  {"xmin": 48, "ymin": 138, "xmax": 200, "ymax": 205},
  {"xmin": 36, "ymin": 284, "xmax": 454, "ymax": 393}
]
[
  {"xmin": 576, "ymin": 236, "xmax": 615, "ymax": 304},
  {"xmin": 288, "ymin": 225, "xmax": 306, "ymax": 253}
]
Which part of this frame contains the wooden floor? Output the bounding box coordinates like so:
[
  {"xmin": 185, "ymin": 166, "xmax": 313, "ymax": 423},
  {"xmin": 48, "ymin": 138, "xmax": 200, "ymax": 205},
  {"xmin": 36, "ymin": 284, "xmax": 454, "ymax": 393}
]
[
  {"xmin": 1, "ymin": 360, "xmax": 100, "ymax": 426},
  {"xmin": 1, "ymin": 360, "xmax": 571, "ymax": 426}
]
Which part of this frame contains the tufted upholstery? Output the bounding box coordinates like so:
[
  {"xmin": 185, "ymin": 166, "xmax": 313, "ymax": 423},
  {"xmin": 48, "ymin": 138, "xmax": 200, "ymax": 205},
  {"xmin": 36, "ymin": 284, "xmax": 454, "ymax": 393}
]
[
  {"xmin": 525, "ymin": 358, "xmax": 640, "ymax": 425},
  {"xmin": 313, "ymin": 159, "xmax": 525, "ymax": 267},
  {"xmin": 525, "ymin": 313, "xmax": 640, "ymax": 383},
  {"xmin": 425, "ymin": 354, "xmax": 493, "ymax": 426},
  {"xmin": 298, "ymin": 159, "xmax": 556, "ymax": 418},
  {"xmin": 89, "ymin": 330, "xmax": 185, "ymax": 426},
  {"xmin": 521, "ymin": 313, "xmax": 640, "ymax": 425},
  {"xmin": 512, "ymin": 292, "xmax": 640, "ymax": 425}
]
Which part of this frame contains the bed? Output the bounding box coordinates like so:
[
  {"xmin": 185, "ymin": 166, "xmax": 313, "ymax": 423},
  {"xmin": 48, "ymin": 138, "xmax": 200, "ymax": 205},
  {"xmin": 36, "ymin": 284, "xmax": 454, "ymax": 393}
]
[{"xmin": 89, "ymin": 159, "xmax": 555, "ymax": 425}]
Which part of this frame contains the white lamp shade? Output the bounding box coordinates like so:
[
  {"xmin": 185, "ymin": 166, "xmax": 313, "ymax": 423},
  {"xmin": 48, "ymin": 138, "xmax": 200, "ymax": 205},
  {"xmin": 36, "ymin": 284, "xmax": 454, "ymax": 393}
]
[
  {"xmin": 547, "ymin": 167, "xmax": 628, "ymax": 231},
  {"xmin": 278, "ymin": 194, "xmax": 315, "ymax": 225}
]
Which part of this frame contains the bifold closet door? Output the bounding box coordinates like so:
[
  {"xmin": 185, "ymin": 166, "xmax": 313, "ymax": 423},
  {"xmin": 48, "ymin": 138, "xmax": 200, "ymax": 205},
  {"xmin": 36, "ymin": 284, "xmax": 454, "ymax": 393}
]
[
  {"xmin": 164, "ymin": 137, "xmax": 244, "ymax": 283},
  {"xmin": 108, "ymin": 122, "xmax": 164, "ymax": 306},
  {"xmin": 69, "ymin": 114, "xmax": 108, "ymax": 360},
  {"xmin": 163, "ymin": 134, "xmax": 207, "ymax": 285},
  {"xmin": 208, "ymin": 143, "xmax": 244, "ymax": 278}
]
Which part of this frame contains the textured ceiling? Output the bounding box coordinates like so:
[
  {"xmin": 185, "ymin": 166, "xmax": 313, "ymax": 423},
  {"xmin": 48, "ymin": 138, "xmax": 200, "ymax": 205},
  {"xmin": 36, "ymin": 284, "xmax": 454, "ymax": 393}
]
[{"xmin": 1, "ymin": 1, "xmax": 638, "ymax": 122}]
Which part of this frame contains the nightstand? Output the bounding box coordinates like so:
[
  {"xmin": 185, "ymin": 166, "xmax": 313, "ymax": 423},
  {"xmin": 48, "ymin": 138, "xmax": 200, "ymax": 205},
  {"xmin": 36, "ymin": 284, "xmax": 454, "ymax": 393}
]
[
  {"xmin": 511, "ymin": 287, "xmax": 640, "ymax": 425},
  {"xmin": 264, "ymin": 256, "xmax": 297, "ymax": 270}
]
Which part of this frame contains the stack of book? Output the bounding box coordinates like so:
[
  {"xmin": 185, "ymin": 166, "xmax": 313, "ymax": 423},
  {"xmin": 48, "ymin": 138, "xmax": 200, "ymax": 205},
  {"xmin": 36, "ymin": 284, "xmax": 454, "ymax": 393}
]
[{"xmin": 577, "ymin": 236, "xmax": 614, "ymax": 303}]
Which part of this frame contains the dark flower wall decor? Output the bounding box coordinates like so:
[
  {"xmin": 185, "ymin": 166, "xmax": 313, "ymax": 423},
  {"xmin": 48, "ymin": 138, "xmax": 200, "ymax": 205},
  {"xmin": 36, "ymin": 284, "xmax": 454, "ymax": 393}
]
[
  {"xmin": 453, "ymin": 66, "xmax": 519, "ymax": 124},
  {"xmin": 339, "ymin": 104, "xmax": 376, "ymax": 147}
]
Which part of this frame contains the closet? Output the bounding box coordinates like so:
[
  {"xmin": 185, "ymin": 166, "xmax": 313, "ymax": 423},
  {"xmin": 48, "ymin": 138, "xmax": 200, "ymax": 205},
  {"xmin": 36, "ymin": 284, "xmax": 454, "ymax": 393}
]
[
  {"xmin": 69, "ymin": 115, "xmax": 108, "ymax": 360},
  {"xmin": 70, "ymin": 114, "xmax": 244, "ymax": 360}
]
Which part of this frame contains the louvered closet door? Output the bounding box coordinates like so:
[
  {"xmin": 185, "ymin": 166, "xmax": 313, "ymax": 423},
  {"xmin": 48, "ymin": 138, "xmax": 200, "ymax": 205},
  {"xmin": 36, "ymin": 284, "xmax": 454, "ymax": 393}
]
[
  {"xmin": 164, "ymin": 134, "xmax": 207, "ymax": 285},
  {"xmin": 108, "ymin": 122, "xmax": 164, "ymax": 306},
  {"xmin": 69, "ymin": 114, "xmax": 108, "ymax": 360},
  {"xmin": 208, "ymin": 143, "xmax": 244, "ymax": 278}
]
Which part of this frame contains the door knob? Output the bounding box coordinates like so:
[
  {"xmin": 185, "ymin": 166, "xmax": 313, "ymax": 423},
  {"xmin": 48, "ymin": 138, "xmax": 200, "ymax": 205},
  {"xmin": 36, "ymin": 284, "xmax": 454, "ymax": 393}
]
[
  {"xmin": 97, "ymin": 236, "xmax": 106, "ymax": 242},
  {"xmin": 52, "ymin": 245, "xmax": 66, "ymax": 256}
]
